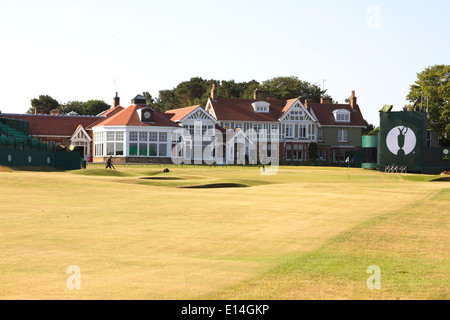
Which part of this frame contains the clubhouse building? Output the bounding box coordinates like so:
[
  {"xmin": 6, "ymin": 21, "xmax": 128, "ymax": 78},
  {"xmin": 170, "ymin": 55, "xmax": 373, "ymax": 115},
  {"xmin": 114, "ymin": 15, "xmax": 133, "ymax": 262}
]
[{"xmin": 2, "ymin": 87, "xmax": 367, "ymax": 165}]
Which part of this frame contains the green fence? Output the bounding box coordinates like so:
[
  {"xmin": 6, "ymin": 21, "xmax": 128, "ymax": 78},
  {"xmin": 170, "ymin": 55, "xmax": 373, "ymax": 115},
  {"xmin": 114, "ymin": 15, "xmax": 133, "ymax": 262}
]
[{"xmin": 0, "ymin": 146, "xmax": 82, "ymax": 170}]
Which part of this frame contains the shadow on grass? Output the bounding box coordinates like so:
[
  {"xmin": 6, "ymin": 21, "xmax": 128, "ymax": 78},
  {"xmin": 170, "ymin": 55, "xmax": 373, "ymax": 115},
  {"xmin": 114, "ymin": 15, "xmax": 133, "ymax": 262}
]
[
  {"xmin": 180, "ymin": 183, "xmax": 249, "ymax": 189},
  {"xmin": 71, "ymin": 169, "xmax": 132, "ymax": 177},
  {"xmin": 429, "ymin": 176, "xmax": 450, "ymax": 182},
  {"xmin": 139, "ymin": 176, "xmax": 185, "ymax": 181}
]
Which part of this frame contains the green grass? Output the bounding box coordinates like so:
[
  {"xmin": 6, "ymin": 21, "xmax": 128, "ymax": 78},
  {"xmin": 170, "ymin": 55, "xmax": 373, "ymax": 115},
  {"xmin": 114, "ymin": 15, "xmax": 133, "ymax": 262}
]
[{"xmin": 0, "ymin": 164, "xmax": 448, "ymax": 299}]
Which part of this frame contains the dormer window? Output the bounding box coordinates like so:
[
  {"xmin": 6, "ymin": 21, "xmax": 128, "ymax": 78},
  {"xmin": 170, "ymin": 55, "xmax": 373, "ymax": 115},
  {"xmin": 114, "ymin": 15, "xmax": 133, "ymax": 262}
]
[
  {"xmin": 252, "ymin": 101, "xmax": 270, "ymax": 113},
  {"xmin": 333, "ymin": 109, "xmax": 351, "ymax": 123}
]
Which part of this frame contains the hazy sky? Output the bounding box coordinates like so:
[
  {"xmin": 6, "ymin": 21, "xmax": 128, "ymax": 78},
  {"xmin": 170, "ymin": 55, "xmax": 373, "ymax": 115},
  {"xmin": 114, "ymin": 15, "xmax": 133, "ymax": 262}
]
[{"xmin": 0, "ymin": 0, "xmax": 448, "ymax": 126}]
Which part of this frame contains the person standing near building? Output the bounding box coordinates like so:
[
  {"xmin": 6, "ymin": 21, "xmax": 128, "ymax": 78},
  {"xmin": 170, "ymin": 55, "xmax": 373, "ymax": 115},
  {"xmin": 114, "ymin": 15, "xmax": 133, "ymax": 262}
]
[{"xmin": 106, "ymin": 156, "xmax": 115, "ymax": 169}]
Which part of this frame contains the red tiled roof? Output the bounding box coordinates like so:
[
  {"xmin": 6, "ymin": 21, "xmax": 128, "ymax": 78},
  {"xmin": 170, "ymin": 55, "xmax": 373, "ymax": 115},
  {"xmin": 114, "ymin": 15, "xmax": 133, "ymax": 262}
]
[
  {"xmin": 308, "ymin": 103, "xmax": 366, "ymax": 127},
  {"xmin": 164, "ymin": 105, "xmax": 201, "ymax": 122},
  {"xmin": 278, "ymin": 99, "xmax": 299, "ymax": 119},
  {"xmin": 100, "ymin": 105, "xmax": 124, "ymax": 117},
  {"xmin": 86, "ymin": 105, "xmax": 125, "ymax": 129},
  {"xmin": 209, "ymin": 98, "xmax": 290, "ymax": 122},
  {"xmin": 2, "ymin": 114, "xmax": 101, "ymax": 136},
  {"xmin": 93, "ymin": 104, "xmax": 180, "ymax": 127}
]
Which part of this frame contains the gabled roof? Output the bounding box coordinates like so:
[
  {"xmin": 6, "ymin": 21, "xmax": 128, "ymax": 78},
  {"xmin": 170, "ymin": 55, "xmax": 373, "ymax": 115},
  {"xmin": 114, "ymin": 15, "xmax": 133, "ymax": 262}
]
[
  {"xmin": 278, "ymin": 99, "xmax": 318, "ymax": 122},
  {"xmin": 165, "ymin": 105, "xmax": 218, "ymax": 123},
  {"xmin": 71, "ymin": 124, "xmax": 92, "ymax": 142},
  {"xmin": 278, "ymin": 99, "xmax": 298, "ymax": 119},
  {"xmin": 164, "ymin": 105, "xmax": 201, "ymax": 122},
  {"xmin": 93, "ymin": 104, "xmax": 180, "ymax": 128},
  {"xmin": 307, "ymin": 102, "xmax": 366, "ymax": 127},
  {"xmin": 207, "ymin": 97, "xmax": 290, "ymax": 122},
  {"xmin": 2, "ymin": 114, "xmax": 102, "ymax": 136}
]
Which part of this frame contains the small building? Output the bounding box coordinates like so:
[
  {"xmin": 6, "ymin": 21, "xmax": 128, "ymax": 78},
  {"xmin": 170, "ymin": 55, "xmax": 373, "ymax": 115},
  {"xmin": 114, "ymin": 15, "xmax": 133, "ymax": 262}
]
[{"xmin": 92, "ymin": 95, "xmax": 180, "ymax": 164}]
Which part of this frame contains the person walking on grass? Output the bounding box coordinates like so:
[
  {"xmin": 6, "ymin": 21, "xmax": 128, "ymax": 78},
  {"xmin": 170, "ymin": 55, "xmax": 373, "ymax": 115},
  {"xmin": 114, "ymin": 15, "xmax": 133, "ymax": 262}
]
[{"xmin": 106, "ymin": 156, "xmax": 115, "ymax": 169}]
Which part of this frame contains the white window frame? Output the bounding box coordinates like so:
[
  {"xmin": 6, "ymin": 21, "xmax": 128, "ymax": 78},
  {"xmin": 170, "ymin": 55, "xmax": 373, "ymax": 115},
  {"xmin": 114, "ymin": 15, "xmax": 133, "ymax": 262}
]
[
  {"xmin": 128, "ymin": 131, "xmax": 170, "ymax": 158},
  {"xmin": 285, "ymin": 124, "xmax": 294, "ymax": 138},
  {"xmin": 318, "ymin": 128, "xmax": 324, "ymax": 142},
  {"xmin": 105, "ymin": 131, "xmax": 125, "ymax": 156},
  {"xmin": 299, "ymin": 125, "xmax": 307, "ymax": 138},
  {"xmin": 338, "ymin": 129, "xmax": 349, "ymax": 143},
  {"xmin": 94, "ymin": 132, "xmax": 104, "ymax": 157}
]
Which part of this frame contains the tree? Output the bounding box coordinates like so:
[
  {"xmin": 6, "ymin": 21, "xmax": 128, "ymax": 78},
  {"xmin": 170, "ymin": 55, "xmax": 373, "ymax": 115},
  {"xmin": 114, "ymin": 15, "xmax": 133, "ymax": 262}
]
[
  {"xmin": 83, "ymin": 100, "xmax": 110, "ymax": 116},
  {"xmin": 218, "ymin": 79, "xmax": 260, "ymax": 100},
  {"xmin": 146, "ymin": 76, "xmax": 331, "ymax": 113},
  {"xmin": 406, "ymin": 64, "xmax": 450, "ymax": 144},
  {"xmin": 235, "ymin": 80, "xmax": 260, "ymax": 99},
  {"xmin": 158, "ymin": 89, "xmax": 179, "ymax": 111},
  {"xmin": 368, "ymin": 127, "xmax": 380, "ymax": 136},
  {"xmin": 175, "ymin": 77, "xmax": 210, "ymax": 107},
  {"xmin": 142, "ymin": 92, "xmax": 155, "ymax": 105},
  {"xmin": 259, "ymin": 76, "xmax": 328, "ymax": 101},
  {"xmin": 362, "ymin": 120, "xmax": 375, "ymax": 135},
  {"xmin": 60, "ymin": 100, "xmax": 110, "ymax": 115},
  {"xmin": 27, "ymin": 95, "xmax": 60, "ymax": 114},
  {"xmin": 60, "ymin": 101, "xmax": 85, "ymax": 115}
]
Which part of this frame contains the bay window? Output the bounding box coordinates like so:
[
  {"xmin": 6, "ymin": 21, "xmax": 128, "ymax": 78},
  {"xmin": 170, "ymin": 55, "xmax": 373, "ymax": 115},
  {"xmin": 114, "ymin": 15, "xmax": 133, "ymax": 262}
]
[{"xmin": 128, "ymin": 131, "xmax": 170, "ymax": 157}]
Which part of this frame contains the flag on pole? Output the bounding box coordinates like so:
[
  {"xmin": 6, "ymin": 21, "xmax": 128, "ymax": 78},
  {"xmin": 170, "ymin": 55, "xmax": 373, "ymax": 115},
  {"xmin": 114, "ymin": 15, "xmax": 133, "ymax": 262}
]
[{"xmin": 413, "ymin": 94, "xmax": 422, "ymax": 111}]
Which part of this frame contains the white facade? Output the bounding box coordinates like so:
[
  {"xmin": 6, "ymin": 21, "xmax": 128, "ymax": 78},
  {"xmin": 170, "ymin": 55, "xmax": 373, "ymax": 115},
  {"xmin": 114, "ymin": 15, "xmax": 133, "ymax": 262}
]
[{"xmin": 93, "ymin": 125, "xmax": 173, "ymax": 158}]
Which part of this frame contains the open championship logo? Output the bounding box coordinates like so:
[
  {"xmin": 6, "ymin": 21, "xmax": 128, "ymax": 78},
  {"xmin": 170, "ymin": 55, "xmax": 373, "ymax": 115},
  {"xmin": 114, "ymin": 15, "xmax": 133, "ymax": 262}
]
[{"xmin": 386, "ymin": 126, "xmax": 416, "ymax": 156}]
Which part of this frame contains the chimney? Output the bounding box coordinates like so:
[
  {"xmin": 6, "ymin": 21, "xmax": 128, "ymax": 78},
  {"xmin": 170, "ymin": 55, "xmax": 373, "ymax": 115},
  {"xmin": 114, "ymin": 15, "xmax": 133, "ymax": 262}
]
[
  {"xmin": 302, "ymin": 98, "xmax": 308, "ymax": 111},
  {"xmin": 34, "ymin": 107, "xmax": 45, "ymax": 115},
  {"xmin": 211, "ymin": 84, "xmax": 217, "ymax": 101},
  {"xmin": 304, "ymin": 99, "xmax": 313, "ymax": 106},
  {"xmin": 349, "ymin": 90, "xmax": 357, "ymax": 109},
  {"xmin": 254, "ymin": 89, "xmax": 268, "ymax": 100},
  {"xmin": 320, "ymin": 97, "xmax": 333, "ymax": 104},
  {"xmin": 50, "ymin": 109, "xmax": 60, "ymax": 115},
  {"xmin": 113, "ymin": 92, "xmax": 120, "ymax": 108}
]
